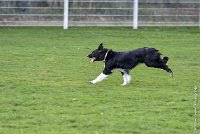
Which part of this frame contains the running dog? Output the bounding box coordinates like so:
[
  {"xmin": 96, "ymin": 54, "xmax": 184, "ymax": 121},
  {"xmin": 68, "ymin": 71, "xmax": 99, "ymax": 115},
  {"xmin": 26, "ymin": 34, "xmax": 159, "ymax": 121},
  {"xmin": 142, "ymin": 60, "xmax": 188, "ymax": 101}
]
[{"xmin": 87, "ymin": 43, "xmax": 173, "ymax": 85}]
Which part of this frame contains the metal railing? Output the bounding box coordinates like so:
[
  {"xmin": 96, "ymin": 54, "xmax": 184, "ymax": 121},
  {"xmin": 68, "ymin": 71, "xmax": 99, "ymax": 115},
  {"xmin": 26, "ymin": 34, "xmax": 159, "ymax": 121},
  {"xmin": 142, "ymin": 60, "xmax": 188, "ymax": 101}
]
[{"xmin": 0, "ymin": 0, "xmax": 199, "ymax": 27}]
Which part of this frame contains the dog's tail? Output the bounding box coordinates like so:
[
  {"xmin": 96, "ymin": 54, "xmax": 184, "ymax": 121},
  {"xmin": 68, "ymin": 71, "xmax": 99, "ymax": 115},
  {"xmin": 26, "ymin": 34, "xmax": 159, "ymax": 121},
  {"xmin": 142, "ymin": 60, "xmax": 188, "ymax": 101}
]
[{"xmin": 163, "ymin": 56, "xmax": 169, "ymax": 64}]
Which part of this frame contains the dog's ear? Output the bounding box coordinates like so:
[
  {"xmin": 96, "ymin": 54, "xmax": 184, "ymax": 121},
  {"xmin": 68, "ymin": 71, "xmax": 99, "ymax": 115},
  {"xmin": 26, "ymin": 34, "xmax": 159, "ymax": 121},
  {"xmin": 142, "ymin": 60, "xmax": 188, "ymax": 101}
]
[{"xmin": 98, "ymin": 43, "xmax": 104, "ymax": 50}]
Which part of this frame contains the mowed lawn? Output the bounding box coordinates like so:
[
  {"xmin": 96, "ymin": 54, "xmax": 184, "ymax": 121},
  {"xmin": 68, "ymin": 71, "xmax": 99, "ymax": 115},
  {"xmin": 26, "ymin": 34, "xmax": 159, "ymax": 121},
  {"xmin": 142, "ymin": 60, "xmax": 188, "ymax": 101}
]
[{"xmin": 0, "ymin": 27, "xmax": 199, "ymax": 134}]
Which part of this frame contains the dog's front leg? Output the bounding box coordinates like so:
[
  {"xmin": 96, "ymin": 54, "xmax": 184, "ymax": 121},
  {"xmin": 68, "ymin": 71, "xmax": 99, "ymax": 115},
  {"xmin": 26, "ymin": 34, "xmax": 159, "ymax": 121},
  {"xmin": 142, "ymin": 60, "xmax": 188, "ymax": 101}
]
[
  {"xmin": 119, "ymin": 69, "xmax": 131, "ymax": 85},
  {"xmin": 90, "ymin": 73, "xmax": 109, "ymax": 84},
  {"xmin": 90, "ymin": 69, "xmax": 112, "ymax": 84},
  {"xmin": 122, "ymin": 73, "xmax": 131, "ymax": 85}
]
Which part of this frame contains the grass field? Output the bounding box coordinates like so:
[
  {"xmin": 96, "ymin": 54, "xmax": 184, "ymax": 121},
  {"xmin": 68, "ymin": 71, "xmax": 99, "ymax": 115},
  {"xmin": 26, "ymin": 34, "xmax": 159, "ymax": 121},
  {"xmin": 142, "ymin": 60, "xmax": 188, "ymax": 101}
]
[{"xmin": 0, "ymin": 27, "xmax": 200, "ymax": 134}]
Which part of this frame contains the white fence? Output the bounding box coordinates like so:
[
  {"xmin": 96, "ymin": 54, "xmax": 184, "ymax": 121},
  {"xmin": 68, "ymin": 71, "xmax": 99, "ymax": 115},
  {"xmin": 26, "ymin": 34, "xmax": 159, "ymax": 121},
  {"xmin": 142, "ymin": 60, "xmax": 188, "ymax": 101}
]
[{"xmin": 0, "ymin": 0, "xmax": 199, "ymax": 27}]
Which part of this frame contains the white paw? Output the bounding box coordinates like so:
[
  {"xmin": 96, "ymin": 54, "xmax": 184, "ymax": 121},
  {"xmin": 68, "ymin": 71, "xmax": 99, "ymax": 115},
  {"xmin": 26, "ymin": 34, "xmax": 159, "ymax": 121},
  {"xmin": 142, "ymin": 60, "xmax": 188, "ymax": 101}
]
[
  {"xmin": 121, "ymin": 83, "xmax": 128, "ymax": 86},
  {"xmin": 170, "ymin": 72, "xmax": 173, "ymax": 77},
  {"xmin": 89, "ymin": 81, "xmax": 95, "ymax": 84}
]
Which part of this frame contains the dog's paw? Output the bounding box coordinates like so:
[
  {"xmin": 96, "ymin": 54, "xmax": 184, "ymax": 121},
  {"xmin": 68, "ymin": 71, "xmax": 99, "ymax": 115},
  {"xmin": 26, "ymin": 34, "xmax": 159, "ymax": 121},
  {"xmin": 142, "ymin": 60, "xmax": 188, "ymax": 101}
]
[
  {"xmin": 89, "ymin": 81, "xmax": 95, "ymax": 84},
  {"xmin": 121, "ymin": 83, "xmax": 129, "ymax": 86},
  {"xmin": 170, "ymin": 72, "xmax": 173, "ymax": 77}
]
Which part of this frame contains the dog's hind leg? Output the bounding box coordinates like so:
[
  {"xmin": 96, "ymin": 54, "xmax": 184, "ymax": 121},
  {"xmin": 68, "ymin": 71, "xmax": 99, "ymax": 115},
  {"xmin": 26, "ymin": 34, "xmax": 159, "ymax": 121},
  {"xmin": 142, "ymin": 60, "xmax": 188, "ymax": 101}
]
[
  {"xmin": 161, "ymin": 64, "xmax": 173, "ymax": 77},
  {"xmin": 119, "ymin": 69, "xmax": 131, "ymax": 85},
  {"xmin": 144, "ymin": 58, "xmax": 173, "ymax": 77}
]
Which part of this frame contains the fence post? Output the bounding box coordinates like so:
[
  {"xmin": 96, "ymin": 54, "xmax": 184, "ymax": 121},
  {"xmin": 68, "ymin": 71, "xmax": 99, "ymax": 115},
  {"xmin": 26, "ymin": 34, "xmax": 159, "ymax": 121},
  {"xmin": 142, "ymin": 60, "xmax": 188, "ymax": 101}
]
[
  {"xmin": 199, "ymin": 7, "xmax": 200, "ymax": 29},
  {"xmin": 133, "ymin": 0, "xmax": 138, "ymax": 29},
  {"xmin": 64, "ymin": 0, "xmax": 69, "ymax": 29},
  {"xmin": 194, "ymin": 86, "xmax": 198, "ymax": 134}
]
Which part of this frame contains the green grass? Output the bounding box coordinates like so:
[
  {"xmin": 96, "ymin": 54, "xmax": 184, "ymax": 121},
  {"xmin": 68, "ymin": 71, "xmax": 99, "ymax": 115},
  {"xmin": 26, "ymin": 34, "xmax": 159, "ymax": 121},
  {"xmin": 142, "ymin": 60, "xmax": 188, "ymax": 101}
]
[{"xmin": 0, "ymin": 27, "xmax": 200, "ymax": 134}]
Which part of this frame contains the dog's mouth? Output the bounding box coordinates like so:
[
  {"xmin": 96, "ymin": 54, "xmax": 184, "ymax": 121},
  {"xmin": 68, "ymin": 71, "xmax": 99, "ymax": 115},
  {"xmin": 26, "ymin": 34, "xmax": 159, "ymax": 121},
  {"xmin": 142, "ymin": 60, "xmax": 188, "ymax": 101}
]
[{"xmin": 90, "ymin": 57, "xmax": 96, "ymax": 63}]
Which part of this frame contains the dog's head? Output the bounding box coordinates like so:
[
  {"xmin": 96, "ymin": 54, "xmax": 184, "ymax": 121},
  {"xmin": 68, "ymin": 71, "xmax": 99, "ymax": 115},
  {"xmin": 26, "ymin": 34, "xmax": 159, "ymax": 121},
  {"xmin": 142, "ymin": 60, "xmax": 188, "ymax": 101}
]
[{"xmin": 87, "ymin": 43, "xmax": 109, "ymax": 62}]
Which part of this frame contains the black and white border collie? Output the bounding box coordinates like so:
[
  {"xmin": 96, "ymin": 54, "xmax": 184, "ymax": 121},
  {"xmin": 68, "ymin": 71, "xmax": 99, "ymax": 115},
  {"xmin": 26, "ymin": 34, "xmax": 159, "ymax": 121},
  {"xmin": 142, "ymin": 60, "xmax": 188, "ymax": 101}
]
[{"xmin": 87, "ymin": 43, "xmax": 173, "ymax": 85}]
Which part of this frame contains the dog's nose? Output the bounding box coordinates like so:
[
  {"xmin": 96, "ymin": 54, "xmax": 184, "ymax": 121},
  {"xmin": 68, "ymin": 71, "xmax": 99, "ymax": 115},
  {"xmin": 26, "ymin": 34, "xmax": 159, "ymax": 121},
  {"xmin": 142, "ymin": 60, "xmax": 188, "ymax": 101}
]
[{"xmin": 87, "ymin": 54, "xmax": 92, "ymax": 58}]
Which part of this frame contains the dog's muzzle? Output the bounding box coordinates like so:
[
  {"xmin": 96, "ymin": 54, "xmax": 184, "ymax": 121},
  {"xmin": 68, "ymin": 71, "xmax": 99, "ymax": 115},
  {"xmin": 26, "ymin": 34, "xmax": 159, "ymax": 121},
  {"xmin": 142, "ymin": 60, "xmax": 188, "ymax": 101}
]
[
  {"xmin": 87, "ymin": 55, "xmax": 96, "ymax": 63},
  {"xmin": 90, "ymin": 57, "xmax": 96, "ymax": 63}
]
